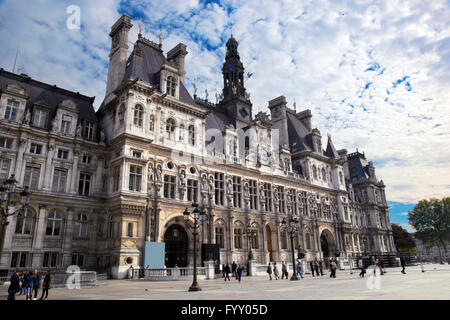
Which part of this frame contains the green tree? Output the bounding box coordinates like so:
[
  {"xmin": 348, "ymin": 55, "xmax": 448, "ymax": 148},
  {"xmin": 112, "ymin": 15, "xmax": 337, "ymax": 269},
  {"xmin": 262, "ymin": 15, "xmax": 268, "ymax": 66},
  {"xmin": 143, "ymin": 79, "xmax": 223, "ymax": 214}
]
[
  {"xmin": 391, "ymin": 224, "xmax": 416, "ymax": 253},
  {"xmin": 408, "ymin": 197, "xmax": 450, "ymax": 261}
]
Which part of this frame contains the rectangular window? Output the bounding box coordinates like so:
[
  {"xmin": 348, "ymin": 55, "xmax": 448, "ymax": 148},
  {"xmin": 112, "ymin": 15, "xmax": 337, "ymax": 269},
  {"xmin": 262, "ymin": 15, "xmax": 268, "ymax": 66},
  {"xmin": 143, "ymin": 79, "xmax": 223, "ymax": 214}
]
[
  {"xmin": 264, "ymin": 183, "xmax": 272, "ymax": 212},
  {"xmin": 43, "ymin": 252, "xmax": 59, "ymax": 268},
  {"xmin": 5, "ymin": 100, "xmax": 19, "ymax": 121},
  {"xmin": 187, "ymin": 179, "xmax": 198, "ymax": 202},
  {"xmin": 61, "ymin": 115, "xmax": 72, "ymax": 134},
  {"xmin": 78, "ymin": 173, "xmax": 91, "ymax": 196},
  {"xmin": 113, "ymin": 166, "xmax": 120, "ymax": 192},
  {"xmin": 164, "ymin": 175, "xmax": 176, "ymax": 199},
  {"xmin": 57, "ymin": 149, "xmax": 69, "ymax": 160},
  {"xmin": 214, "ymin": 172, "xmax": 224, "ymax": 206},
  {"xmin": 84, "ymin": 121, "xmax": 95, "ymax": 140},
  {"xmin": 281, "ymin": 231, "xmax": 287, "ymax": 249},
  {"xmin": 132, "ymin": 151, "xmax": 142, "ymax": 159},
  {"xmin": 305, "ymin": 233, "xmax": 311, "ymax": 250},
  {"xmin": 251, "ymin": 231, "xmax": 259, "ymax": 249},
  {"xmin": 0, "ymin": 137, "xmax": 13, "ymax": 149},
  {"xmin": 278, "ymin": 186, "xmax": 285, "ymax": 214},
  {"xmin": 249, "ymin": 180, "xmax": 258, "ymax": 210},
  {"xmin": 29, "ymin": 143, "xmax": 42, "ymax": 155},
  {"xmin": 71, "ymin": 254, "xmax": 85, "ymax": 267},
  {"xmin": 215, "ymin": 227, "xmax": 224, "ymax": 248},
  {"xmin": 82, "ymin": 155, "xmax": 92, "ymax": 164},
  {"xmin": 23, "ymin": 164, "xmax": 40, "ymax": 190},
  {"xmin": 289, "ymin": 189, "xmax": 297, "ymax": 215},
  {"xmin": 232, "ymin": 176, "xmax": 241, "ymax": 208},
  {"xmin": 52, "ymin": 168, "xmax": 67, "ymax": 193},
  {"xmin": 129, "ymin": 165, "xmax": 142, "ymax": 192},
  {"xmin": 234, "ymin": 229, "xmax": 242, "ymax": 249},
  {"xmin": 0, "ymin": 159, "xmax": 11, "ymax": 184},
  {"xmin": 33, "ymin": 109, "xmax": 48, "ymax": 128},
  {"xmin": 10, "ymin": 252, "xmax": 30, "ymax": 268}
]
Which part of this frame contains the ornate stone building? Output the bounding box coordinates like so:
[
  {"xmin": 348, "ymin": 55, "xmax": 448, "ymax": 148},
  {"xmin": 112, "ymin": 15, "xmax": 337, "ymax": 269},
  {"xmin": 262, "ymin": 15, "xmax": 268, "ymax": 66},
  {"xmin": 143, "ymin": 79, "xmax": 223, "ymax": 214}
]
[{"xmin": 0, "ymin": 15, "xmax": 395, "ymax": 278}]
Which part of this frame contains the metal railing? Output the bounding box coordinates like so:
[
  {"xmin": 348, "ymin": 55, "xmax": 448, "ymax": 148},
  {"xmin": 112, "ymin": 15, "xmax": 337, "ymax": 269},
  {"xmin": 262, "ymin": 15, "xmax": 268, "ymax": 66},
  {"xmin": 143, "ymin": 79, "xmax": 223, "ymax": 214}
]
[{"xmin": 132, "ymin": 267, "xmax": 206, "ymax": 281}]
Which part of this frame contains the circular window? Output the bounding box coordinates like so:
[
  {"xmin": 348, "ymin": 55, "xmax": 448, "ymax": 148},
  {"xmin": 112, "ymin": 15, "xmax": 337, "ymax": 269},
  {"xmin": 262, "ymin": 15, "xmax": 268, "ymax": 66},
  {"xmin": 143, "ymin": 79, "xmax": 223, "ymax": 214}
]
[
  {"xmin": 189, "ymin": 167, "xmax": 196, "ymax": 174},
  {"xmin": 125, "ymin": 257, "xmax": 133, "ymax": 265},
  {"xmin": 167, "ymin": 162, "xmax": 174, "ymax": 170}
]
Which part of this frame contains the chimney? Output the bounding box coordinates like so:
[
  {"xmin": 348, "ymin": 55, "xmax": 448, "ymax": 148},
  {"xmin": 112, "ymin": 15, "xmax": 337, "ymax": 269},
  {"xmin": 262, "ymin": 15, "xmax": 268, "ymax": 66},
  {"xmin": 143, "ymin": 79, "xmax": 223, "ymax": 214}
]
[
  {"xmin": 167, "ymin": 43, "xmax": 188, "ymax": 84},
  {"xmin": 105, "ymin": 15, "xmax": 133, "ymax": 98},
  {"xmin": 296, "ymin": 109, "xmax": 312, "ymax": 132}
]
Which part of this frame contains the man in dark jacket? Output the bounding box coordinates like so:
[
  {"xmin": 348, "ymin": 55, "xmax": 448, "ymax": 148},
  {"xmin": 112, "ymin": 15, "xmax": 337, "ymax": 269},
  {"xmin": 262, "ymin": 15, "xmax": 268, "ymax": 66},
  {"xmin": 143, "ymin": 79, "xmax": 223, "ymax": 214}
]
[
  {"xmin": 318, "ymin": 260, "xmax": 324, "ymax": 276},
  {"xmin": 310, "ymin": 261, "xmax": 315, "ymax": 277},
  {"xmin": 400, "ymin": 257, "xmax": 406, "ymax": 274},
  {"xmin": 32, "ymin": 269, "xmax": 40, "ymax": 300},
  {"xmin": 224, "ymin": 264, "xmax": 231, "ymax": 281},
  {"xmin": 232, "ymin": 261, "xmax": 237, "ymax": 278},
  {"xmin": 8, "ymin": 270, "xmax": 21, "ymax": 301}
]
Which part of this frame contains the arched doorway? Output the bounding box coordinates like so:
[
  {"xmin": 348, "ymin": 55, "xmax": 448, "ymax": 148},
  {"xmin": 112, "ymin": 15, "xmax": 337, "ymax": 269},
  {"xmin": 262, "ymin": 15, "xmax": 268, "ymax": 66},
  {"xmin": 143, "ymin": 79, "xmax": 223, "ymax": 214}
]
[
  {"xmin": 320, "ymin": 229, "xmax": 336, "ymax": 258},
  {"xmin": 266, "ymin": 224, "xmax": 274, "ymax": 262},
  {"xmin": 164, "ymin": 224, "xmax": 188, "ymax": 267}
]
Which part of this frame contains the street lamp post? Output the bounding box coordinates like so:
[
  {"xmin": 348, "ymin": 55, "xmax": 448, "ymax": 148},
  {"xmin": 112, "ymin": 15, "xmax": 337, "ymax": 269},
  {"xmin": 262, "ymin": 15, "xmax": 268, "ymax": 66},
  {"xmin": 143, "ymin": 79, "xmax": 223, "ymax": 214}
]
[
  {"xmin": 244, "ymin": 223, "xmax": 256, "ymax": 261},
  {"xmin": 183, "ymin": 202, "xmax": 205, "ymax": 292},
  {"xmin": 280, "ymin": 217, "xmax": 300, "ymax": 281},
  {"xmin": 0, "ymin": 175, "xmax": 31, "ymax": 264}
]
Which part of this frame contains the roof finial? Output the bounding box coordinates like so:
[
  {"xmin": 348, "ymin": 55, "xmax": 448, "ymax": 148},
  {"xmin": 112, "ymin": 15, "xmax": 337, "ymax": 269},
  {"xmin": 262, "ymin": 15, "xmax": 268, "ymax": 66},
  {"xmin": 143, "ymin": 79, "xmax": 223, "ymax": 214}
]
[
  {"xmin": 158, "ymin": 33, "xmax": 163, "ymax": 48},
  {"xmin": 293, "ymin": 98, "xmax": 297, "ymax": 112},
  {"xmin": 229, "ymin": 25, "xmax": 233, "ymax": 37},
  {"xmin": 138, "ymin": 21, "xmax": 143, "ymax": 36}
]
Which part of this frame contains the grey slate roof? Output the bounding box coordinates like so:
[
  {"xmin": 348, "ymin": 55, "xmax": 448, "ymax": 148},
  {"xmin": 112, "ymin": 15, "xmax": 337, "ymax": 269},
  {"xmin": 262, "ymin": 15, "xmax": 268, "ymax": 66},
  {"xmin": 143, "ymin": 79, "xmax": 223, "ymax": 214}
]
[
  {"xmin": 123, "ymin": 37, "xmax": 196, "ymax": 106},
  {"xmin": 286, "ymin": 111, "xmax": 313, "ymax": 153},
  {"xmin": 347, "ymin": 152, "xmax": 370, "ymax": 181},
  {"xmin": 0, "ymin": 69, "xmax": 97, "ymax": 123}
]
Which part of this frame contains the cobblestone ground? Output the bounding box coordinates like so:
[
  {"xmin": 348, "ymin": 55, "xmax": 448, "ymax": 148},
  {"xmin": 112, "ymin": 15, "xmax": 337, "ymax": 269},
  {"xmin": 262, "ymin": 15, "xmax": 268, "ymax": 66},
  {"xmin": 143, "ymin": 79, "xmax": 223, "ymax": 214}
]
[{"xmin": 8, "ymin": 264, "xmax": 450, "ymax": 300}]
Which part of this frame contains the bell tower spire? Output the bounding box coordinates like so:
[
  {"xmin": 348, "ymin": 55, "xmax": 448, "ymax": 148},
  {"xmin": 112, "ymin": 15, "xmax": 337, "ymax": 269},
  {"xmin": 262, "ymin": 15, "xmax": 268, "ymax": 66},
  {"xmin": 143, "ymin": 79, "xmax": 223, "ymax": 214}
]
[{"xmin": 222, "ymin": 35, "xmax": 246, "ymax": 101}]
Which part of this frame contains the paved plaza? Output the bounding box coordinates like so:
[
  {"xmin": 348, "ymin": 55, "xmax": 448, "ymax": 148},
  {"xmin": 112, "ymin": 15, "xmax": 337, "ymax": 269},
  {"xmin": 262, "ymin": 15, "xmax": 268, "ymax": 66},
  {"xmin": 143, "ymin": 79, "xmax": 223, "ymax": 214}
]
[{"xmin": 6, "ymin": 264, "xmax": 450, "ymax": 300}]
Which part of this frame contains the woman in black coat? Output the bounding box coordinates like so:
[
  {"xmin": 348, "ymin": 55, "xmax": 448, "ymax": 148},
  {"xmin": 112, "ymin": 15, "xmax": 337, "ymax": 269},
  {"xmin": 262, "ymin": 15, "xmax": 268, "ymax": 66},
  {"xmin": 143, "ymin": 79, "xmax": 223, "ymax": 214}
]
[
  {"xmin": 8, "ymin": 270, "xmax": 21, "ymax": 301},
  {"xmin": 39, "ymin": 270, "xmax": 52, "ymax": 300}
]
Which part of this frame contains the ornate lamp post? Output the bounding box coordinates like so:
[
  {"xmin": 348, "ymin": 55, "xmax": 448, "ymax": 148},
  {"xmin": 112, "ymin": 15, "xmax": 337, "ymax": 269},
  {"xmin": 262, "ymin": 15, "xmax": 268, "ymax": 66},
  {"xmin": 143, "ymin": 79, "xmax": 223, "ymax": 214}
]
[
  {"xmin": 0, "ymin": 175, "xmax": 31, "ymax": 264},
  {"xmin": 244, "ymin": 223, "xmax": 256, "ymax": 261},
  {"xmin": 183, "ymin": 202, "xmax": 205, "ymax": 292},
  {"xmin": 280, "ymin": 217, "xmax": 300, "ymax": 280}
]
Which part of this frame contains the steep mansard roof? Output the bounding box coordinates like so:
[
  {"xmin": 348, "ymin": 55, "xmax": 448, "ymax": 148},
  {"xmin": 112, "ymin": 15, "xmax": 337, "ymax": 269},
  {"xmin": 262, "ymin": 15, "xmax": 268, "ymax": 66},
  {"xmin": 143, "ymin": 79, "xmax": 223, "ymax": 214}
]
[
  {"xmin": 123, "ymin": 37, "xmax": 197, "ymax": 106},
  {"xmin": 0, "ymin": 69, "xmax": 97, "ymax": 123},
  {"xmin": 347, "ymin": 152, "xmax": 370, "ymax": 181},
  {"xmin": 286, "ymin": 111, "xmax": 313, "ymax": 153}
]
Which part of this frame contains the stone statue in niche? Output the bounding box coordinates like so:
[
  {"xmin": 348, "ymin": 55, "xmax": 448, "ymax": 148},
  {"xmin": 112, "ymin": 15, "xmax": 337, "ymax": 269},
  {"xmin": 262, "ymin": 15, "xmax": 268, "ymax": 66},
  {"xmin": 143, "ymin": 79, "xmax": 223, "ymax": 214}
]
[
  {"xmin": 201, "ymin": 175, "xmax": 208, "ymax": 192},
  {"xmin": 76, "ymin": 123, "xmax": 82, "ymax": 138},
  {"xmin": 208, "ymin": 176, "xmax": 215, "ymax": 193},
  {"xmin": 51, "ymin": 117, "xmax": 58, "ymax": 133},
  {"xmin": 148, "ymin": 165, "xmax": 154, "ymax": 182},
  {"xmin": 226, "ymin": 179, "xmax": 233, "ymax": 203},
  {"xmin": 23, "ymin": 109, "xmax": 31, "ymax": 125},
  {"xmin": 156, "ymin": 165, "xmax": 162, "ymax": 183}
]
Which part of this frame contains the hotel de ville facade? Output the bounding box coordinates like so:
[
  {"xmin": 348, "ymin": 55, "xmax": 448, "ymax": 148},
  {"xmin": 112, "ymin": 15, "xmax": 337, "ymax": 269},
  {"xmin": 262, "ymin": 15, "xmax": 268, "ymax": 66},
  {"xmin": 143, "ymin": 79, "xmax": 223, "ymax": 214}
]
[{"xmin": 0, "ymin": 15, "xmax": 395, "ymax": 279}]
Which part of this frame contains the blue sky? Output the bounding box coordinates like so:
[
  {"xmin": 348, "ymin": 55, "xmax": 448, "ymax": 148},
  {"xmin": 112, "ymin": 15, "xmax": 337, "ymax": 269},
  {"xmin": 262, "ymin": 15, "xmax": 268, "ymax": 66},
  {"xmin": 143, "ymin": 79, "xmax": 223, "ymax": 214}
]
[{"xmin": 0, "ymin": 1, "xmax": 449, "ymax": 231}]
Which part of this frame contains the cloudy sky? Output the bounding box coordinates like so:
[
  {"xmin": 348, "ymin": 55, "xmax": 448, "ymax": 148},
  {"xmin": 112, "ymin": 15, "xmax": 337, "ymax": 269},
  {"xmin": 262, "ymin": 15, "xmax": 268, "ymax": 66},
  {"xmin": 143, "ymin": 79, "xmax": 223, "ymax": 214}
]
[{"xmin": 1, "ymin": 0, "xmax": 449, "ymax": 231}]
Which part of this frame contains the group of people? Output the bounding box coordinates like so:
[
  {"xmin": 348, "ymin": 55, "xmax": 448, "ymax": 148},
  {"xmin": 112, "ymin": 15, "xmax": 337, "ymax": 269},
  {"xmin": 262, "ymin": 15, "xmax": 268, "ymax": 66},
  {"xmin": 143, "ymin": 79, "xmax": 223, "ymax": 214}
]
[
  {"xmin": 8, "ymin": 269, "xmax": 52, "ymax": 301},
  {"xmin": 222, "ymin": 262, "xmax": 243, "ymax": 282},
  {"xmin": 266, "ymin": 261, "xmax": 306, "ymax": 280},
  {"xmin": 357, "ymin": 255, "xmax": 407, "ymax": 278}
]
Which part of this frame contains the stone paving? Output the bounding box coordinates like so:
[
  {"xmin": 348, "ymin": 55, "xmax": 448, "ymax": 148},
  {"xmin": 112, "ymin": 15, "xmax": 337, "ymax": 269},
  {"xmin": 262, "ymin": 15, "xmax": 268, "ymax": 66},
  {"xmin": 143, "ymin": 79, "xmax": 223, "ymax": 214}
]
[{"xmin": 8, "ymin": 264, "xmax": 450, "ymax": 300}]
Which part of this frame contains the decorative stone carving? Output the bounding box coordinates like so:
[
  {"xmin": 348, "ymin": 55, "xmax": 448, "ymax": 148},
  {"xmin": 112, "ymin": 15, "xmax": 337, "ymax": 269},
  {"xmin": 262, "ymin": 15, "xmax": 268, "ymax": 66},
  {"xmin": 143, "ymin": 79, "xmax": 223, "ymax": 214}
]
[
  {"xmin": 226, "ymin": 178, "xmax": 233, "ymax": 204},
  {"xmin": 76, "ymin": 123, "xmax": 82, "ymax": 138},
  {"xmin": 51, "ymin": 117, "xmax": 58, "ymax": 133},
  {"xmin": 23, "ymin": 109, "xmax": 31, "ymax": 125},
  {"xmin": 179, "ymin": 170, "xmax": 187, "ymax": 199}
]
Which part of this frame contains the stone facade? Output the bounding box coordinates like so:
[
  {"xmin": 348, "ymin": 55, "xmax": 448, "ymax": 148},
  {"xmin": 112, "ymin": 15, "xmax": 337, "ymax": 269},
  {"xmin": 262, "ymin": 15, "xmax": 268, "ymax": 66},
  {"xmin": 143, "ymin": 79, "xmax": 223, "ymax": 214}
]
[{"xmin": 0, "ymin": 15, "xmax": 395, "ymax": 279}]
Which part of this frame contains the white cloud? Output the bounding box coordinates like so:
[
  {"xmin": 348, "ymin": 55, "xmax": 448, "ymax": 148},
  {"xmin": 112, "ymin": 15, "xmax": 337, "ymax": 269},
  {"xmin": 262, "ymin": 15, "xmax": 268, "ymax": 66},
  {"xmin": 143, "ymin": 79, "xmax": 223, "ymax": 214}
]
[{"xmin": 0, "ymin": 0, "xmax": 449, "ymax": 205}]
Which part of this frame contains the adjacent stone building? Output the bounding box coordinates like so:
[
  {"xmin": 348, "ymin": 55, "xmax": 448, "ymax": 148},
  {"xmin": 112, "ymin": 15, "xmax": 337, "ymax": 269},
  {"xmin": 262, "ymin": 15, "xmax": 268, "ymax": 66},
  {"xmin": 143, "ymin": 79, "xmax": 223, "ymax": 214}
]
[{"xmin": 0, "ymin": 15, "xmax": 395, "ymax": 278}]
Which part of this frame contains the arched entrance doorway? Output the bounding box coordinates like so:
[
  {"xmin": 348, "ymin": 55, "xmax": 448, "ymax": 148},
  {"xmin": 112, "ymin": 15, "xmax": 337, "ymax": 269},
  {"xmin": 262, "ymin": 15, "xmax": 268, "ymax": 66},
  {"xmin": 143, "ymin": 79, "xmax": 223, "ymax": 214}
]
[
  {"xmin": 163, "ymin": 224, "xmax": 188, "ymax": 267},
  {"xmin": 320, "ymin": 229, "xmax": 336, "ymax": 258}
]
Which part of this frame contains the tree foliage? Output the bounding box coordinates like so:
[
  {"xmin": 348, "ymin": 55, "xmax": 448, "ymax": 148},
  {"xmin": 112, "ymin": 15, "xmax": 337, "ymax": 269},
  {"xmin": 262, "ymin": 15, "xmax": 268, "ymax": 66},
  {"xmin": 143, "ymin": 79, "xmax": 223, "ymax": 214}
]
[
  {"xmin": 391, "ymin": 224, "xmax": 416, "ymax": 253},
  {"xmin": 408, "ymin": 197, "xmax": 450, "ymax": 252}
]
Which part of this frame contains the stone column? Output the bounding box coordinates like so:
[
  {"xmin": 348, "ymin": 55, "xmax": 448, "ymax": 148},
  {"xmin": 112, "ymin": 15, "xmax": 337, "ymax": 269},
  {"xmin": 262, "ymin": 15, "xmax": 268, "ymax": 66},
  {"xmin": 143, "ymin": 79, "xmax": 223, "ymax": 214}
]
[
  {"xmin": 261, "ymin": 217, "xmax": 267, "ymax": 264},
  {"xmin": 95, "ymin": 156, "xmax": 104, "ymax": 194},
  {"xmin": 275, "ymin": 217, "xmax": 282, "ymax": 262},
  {"xmin": 14, "ymin": 136, "xmax": 28, "ymax": 181},
  {"xmin": 70, "ymin": 148, "xmax": 80, "ymax": 194},
  {"xmin": 31, "ymin": 204, "xmax": 47, "ymax": 267},
  {"xmin": 42, "ymin": 140, "xmax": 56, "ymax": 191},
  {"xmin": 62, "ymin": 207, "xmax": 75, "ymax": 267},
  {"xmin": 228, "ymin": 214, "xmax": 234, "ymax": 263}
]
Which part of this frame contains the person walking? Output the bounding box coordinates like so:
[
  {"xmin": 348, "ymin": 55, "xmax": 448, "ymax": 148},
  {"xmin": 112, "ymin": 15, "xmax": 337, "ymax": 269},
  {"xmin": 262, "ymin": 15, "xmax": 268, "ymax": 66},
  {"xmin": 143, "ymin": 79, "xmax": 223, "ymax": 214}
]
[
  {"xmin": 358, "ymin": 257, "xmax": 366, "ymax": 278},
  {"xmin": 39, "ymin": 271, "xmax": 52, "ymax": 300},
  {"xmin": 19, "ymin": 271, "xmax": 26, "ymax": 296},
  {"xmin": 297, "ymin": 260, "xmax": 304, "ymax": 279},
  {"xmin": 400, "ymin": 256, "xmax": 406, "ymax": 274},
  {"xmin": 281, "ymin": 261, "xmax": 288, "ymax": 279},
  {"xmin": 236, "ymin": 265, "xmax": 242, "ymax": 283},
  {"xmin": 32, "ymin": 269, "xmax": 40, "ymax": 300},
  {"xmin": 7, "ymin": 270, "xmax": 21, "ymax": 301},
  {"xmin": 266, "ymin": 263, "xmax": 273, "ymax": 280},
  {"xmin": 224, "ymin": 263, "xmax": 231, "ymax": 281},
  {"xmin": 377, "ymin": 256, "xmax": 384, "ymax": 275},
  {"xmin": 24, "ymin": 271, "xmax": 34, "ymax": 301},
  {"xmin": 318, "ymin": 260, "xmax": 324, "ymax": 276},
  {"xmin": 232, "ymin": 261, "xmax": 237, "ymax": 278},
  {"xmin": 221, "ymin": 264, "xmax": 225, "ymax": 278},
  {"xmin": 273, "ymin": 262, "xmax": 280, "ymax": 280},
  {"xmin": 370, "ymin": 255, "xmax": 377, "ymax": 276},
  {"xmin": 329, "ymin": 258, "xmax": 337, "ymax": 278},
  {"xmin": 310, "ymin": 261, "xmax": 315, "ymax": 277},
  {"xmin": 314, "ymin": 259, "xmax": 320, "ymax": 277}
]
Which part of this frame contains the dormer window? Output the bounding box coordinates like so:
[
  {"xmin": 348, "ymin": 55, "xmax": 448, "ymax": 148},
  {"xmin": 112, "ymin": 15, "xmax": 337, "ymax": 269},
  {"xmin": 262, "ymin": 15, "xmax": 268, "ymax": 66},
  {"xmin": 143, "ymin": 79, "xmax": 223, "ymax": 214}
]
[
  {"xmin": 132, "ymin": 150, "xmax": 142, "ymax": 159},
  {"xmin": 166, "ymin": 76, "xmax": 177, "ymax": 97},
  {"xmin": 33, "ymin": 109, "xmax": 48, "ymax": 128},
  {"xmin": 166, "ymin": 118, "xmax": 175, "ymax": 139},
  {"xmin": 5, "ymin": 100, "xmax": 19, "ymax": 121},
  {"xmin": 84, "ymin": 121, "xmax": 95, "ymax": 140},
  {"xmin": 133, "ymin": 105, "xmax": 143, "ymax": 127},
  {"xmin": 61, "ymin": 115, "xmax": 72, "ymax": 134}
]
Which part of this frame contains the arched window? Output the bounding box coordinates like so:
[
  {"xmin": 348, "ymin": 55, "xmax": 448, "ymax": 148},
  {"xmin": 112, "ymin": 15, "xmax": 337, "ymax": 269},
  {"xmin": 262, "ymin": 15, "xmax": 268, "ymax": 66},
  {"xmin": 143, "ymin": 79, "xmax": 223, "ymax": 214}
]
[
  {"xmin": 281, "ymin": 230, "xmax": 288, "ymax": 249},
  {"xmin": 108, "ymin": 216, "xmax": 114, "ymax": 239},
  {"xmin": 133, "ymin": 105, "xmax": 143, "ymax": 127},
  {"xmin": 321, "ymin": 168, "xmax": 326, "ymax": 181},
  {"xmin": 188, "ymin": 125, "xmax": 195, "ymax": 146},
  {"xmin": 15, "ymin": 209, "xmax": 34, "ymax": 235},
  {"xmin": 149, "ymin": 115, "xmax": 155, "ymax": 131},
  {"xmin": 305, "ymin": 232, "xmax": 311, "ymax": 250},
  {"xmin": 234, "ymin": 226, "xmax": 243, "ymax": 249},
  {"xmin": 46, "ymin": 211, "xmax": 62, "ymax": 236},
  {"xmin": 166, "ymin": 76, "xmax": 177, "ymax": 97},
  {"xmin": 251, "ymin": 229, "xmax": 259, "ymax": 249},
  {"xmin": 127, "ymin": 222, "xmax": 133, "ymax": 237},
  {"xmin": 312, "ymin": 165, "xmax": 317, "ymax": 180},
  {"xmin": 166, "ymin": 118, "xmax": 175, "ymax": 139},
  {"xmin": 74, "ymin": 213, "xmax": 88, "ymax": 239}
]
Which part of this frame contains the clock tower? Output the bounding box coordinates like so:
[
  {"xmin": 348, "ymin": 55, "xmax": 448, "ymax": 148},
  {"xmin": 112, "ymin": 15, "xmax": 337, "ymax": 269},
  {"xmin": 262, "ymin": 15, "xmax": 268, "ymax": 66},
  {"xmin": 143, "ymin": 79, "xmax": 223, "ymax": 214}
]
[{"xmin": 218, "ymin": 35, "xmax": 253, "ymax": 128}]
